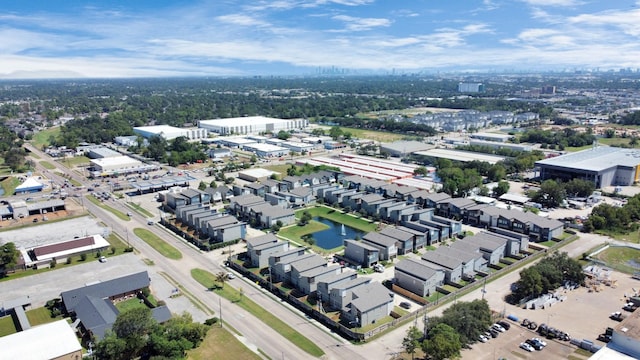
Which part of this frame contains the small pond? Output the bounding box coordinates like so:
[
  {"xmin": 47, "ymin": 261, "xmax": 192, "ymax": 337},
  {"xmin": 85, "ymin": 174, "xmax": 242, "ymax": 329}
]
[{"xmin": 311, "ymin": 217, "xmax": 365, "ymax": 250}]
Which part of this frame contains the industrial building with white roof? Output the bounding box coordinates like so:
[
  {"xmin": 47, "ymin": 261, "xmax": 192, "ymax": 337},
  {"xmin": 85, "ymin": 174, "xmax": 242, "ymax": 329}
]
[
  {"xmin": 134, "ymin": 125, "xmax": 208, "ymax": 140},
  {"xmin": 535, "ymin": 146, "xmax": 640, "ymax": 188},
  {"xmin": 198, "ymin": 116, "xmax": 307, "ymax": 135}
]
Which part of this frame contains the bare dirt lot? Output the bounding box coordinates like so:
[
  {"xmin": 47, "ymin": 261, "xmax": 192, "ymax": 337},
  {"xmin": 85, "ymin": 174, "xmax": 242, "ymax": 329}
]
[{"xmin": 462, "ymin": 270, "xmax": 640, "ymax": 360}]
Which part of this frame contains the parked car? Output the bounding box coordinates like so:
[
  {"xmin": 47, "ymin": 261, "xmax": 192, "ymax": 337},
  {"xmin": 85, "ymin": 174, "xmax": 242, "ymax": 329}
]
[
  {"xmin": 491, "ymin": 324, "xmax": 506, "ymax": 333},
  {"xmin": 489, "ymin": 329, "xmax": 499, "ymax": 338},
  {"xmin": 399, "ymin": 302, "xmax": 411, "ymax": 310},
  {"xmin": 532, "ymin": 337, "xmax": 547, "ymax": 347},
  {"xmin": 519, "ymin": 342, "xmax": 534, "ymax": 352},
  {"xmin": 526, "ymin": 339, "xmax": 544, "ymax": 350},
  {"xmin": 99, "ymin": 256, "xmax": 107, "ymax": 263},
  {"xmin": 497, "ymin": 320, "xmax": 511, "ymax": 330},
  {"xmin": 226, "ymin": 272, "xmax": 236, "ymax": 279}
]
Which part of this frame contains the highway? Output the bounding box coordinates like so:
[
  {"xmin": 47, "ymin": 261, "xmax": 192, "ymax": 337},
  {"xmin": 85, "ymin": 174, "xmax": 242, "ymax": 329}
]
[{"xmin": 23, "ymin": 143, "xmax": 366, "ymax": 360}]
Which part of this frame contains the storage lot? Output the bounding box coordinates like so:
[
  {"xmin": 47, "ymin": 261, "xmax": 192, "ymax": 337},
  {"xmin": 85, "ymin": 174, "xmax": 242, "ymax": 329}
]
[{"xmin": 463, "ymin": 270, "xmax": 640, "ymax": 359}]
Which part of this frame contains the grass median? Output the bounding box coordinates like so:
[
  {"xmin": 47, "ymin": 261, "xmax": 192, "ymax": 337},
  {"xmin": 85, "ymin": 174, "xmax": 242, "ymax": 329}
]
[
  {"xmin": 191, "ymin": 268, "xmax": 325, "ymax": 357},
  {"xmin": 297, "ymin": 205, "xmax": 377, "ymax": 232},
  {"xmin": 133, "ymin": 228, "xmax": 182, "ymax": 260},
  {"xmin": 85, "ymin": 195, "xmax": 131, "ymax": 221}
]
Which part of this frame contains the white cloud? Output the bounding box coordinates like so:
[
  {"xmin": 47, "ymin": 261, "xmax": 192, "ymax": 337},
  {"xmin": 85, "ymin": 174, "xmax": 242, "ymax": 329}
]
[
  {"xmin": 331, "ymin": 15, "xmax": 391, "ymax": 31},
  {"xmin": 520, "ymin": 0, "xmax": 583, "ymax": 6}
]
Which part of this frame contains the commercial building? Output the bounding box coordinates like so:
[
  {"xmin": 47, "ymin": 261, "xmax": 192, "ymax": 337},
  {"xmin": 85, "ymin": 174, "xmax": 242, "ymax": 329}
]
[
  {"xmin": 134, "ymin": 125, "xmax": 208, "ymax": 140},
  {"xmin": 536, "ymin": 146, "xmax": 640, "ymax": 187},
  {"xmin": 468, "ymin": 139, "xmax": 532, "ymax": 152},
  {"xmin": 89, "ymin": 156, "xmax": 157, "ymax": 177},
  {"xmin": 458, "ymin": 82, "xmax": 485, "ymax": 93},
  {"xmin": 0, "ymin": 320, "xmax": 82, "ymax": 360},
  {"xmin": 243, "ymin": 143, "xmax": 289, "ymax": 158},
  {"xmin": 198, "ymin": 116, "xmax": 308, "ymax": 135},
  {"xmin": 414, "ymin": 148, "xmax": 506, "ymax": 165},
  {"xmin": 469, "ymin": 132, "xmax": 514, "ymax": 143}
]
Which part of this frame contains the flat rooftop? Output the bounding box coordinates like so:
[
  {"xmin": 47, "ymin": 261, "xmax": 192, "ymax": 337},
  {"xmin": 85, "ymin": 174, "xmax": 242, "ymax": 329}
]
[
  {"xmin": 0, "ymin": 320, "xmax": 81, "ymax": 360},
  {"xmin": 414, "ymin": 148, "xmax": 506, "ymax": 164},
  {"xmin": 200, "ymin": 116, "xmax": 294, "ymax": 126},
  {"xmin": 536, "ymin": 146, "xmax": 640, "ymax": 172}
]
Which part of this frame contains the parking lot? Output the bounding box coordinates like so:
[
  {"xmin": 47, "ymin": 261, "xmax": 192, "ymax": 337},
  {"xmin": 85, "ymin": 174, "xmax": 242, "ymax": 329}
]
[{"xmin": 462, "ymin": 270, "xmax": 640, "ymax": 359}]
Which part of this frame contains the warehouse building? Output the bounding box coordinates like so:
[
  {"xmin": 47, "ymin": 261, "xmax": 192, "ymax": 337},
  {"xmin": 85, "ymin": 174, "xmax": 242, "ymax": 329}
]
[
  {"xmin": 469, "ymin": 132, "xmax": 513, "ymax": 143},
  {"xmin": 379, "ymin": 141, "xmax": 434, "ymax": 157},
  {"xmin": 199, "ymin": 116, "xmax": 308, "ymax": 135},
  {"xmin": 468, "ymin": 139, "xmax": 532, "ymax": 152},
  {"xmin": 535, "ymin": 146, "xmax": 640, "ymax": 188},
  {"xmin": 89, "ymin": 156, "xmax": 157, "ymax": 177},
  {"xmin": 414, "ymin": 148, "xmax": 506, "ymax": 165},
  {"xmin": 133, "ymin": 125, "xmax": 208, "ymax": 140},
  {"xmin": 243, "ymin": 143, "xmax": 290, "ymax": 158}
]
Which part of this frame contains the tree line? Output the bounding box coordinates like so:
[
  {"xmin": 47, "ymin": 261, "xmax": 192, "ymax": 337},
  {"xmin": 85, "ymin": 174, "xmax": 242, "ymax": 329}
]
[
  {"xmin": 583, "ymin": 193, "xmax": 640, "ymax": 233},
  {"xmin": 509, "ymin": 252, "xmax": 585, "ymax": 304}
]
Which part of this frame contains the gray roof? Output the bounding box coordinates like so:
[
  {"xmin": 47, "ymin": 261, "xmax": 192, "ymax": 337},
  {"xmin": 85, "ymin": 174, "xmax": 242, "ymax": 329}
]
[
  {"xmin": 61, "ymin": 271, "xmax": 150, "ymax": 312},
  {"xmin": 317, "ymin": 271, "xmax": 357, "ymax": 286},
  {"xmin": 360, "ymin": 193, "xmax": 384, "ymax": 203},
  {"xmin": 395, "ymin": 226, "xmax": 425, "ymax": 236},
  {"xmin": 453, "ymin": 232, "xmax": 506, "ymax": 252},
  {"xmin": 379, "ymin": 140, "xmax": 434, "ymax": 154},
  {"xmin": 290, "ymin": 254, "xmax": 327, "ymax": 273},
  {"xmin": 74, "ymin": 296, "xmax": 119, "ymax": 340},
  {"xmin": 437, "ymin": 246, "xmax": 481, "ymax": 264},
  {"xmin": 151, "ymin": 306, "xmax": 172, "ymax": 324},
  {"xmin": 395, "ymin": 259, "xmax": 440, "ymax": 281},
  {"xmin": 350, "ymin": 282, "xmax": 393, "ymax": 312},
  {"xmin": 421, "ymin": 251, "xmax": 462, "ymax": 270},
  {"xmin": 363, "ymin": 232, "xmax": 398, "ymax": 248},
  {"xmin": 181, "ymin": 188, "xmax": 203, "ymax": 198},
  {"xmin": 379, "ymin": 227, "xmax": 413, "ymax": 241},
  {"xmin": 246, "ymin": 233, "xmax": 278, "ymax": 248},
  {"xmin": 535, "ymin": 146, "xmax": 640, "ymax": 172},
  {"xmin": 332, "ymin": 277, "xmax": 370, "ymax": 291},
  {"xmin": 206, "ymin": 215, "xmax": 241, "ymax": 228},
  {"xmin": 299, "ymin": 265, "xmax": 338, "ymax": 278},
  {"xmin": 443, "ymin": 197, "xmax": 476, "ymax": 209},
  {"xmin": 345, "ymin": 239, "xmax": 379, "ymax": 252},
  {"xmin": 245, "ymin": 182, "xmax": 265, "ymax": 190},
  {"xmin": 425, "ymin": 192, "xmax": 451, "ymax": 203},
  {"xmin": 231, "ymin": 194, "xmax": 264, "ymax": 206},
  {"xmin": 482, "ymin": 207, "xmax": 563, "ymax": 230},
  {"xmin": 271, "ymin": 251, "xmax": 312, "ymax": 265},
  {"xmin": 289, "ymin": 187, "xmax": 312, "ymax": 197}
]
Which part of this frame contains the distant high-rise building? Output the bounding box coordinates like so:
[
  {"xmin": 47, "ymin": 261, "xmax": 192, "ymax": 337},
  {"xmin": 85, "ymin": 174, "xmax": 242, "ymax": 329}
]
[
  {"xmin": 541, "ymin": 85, "xmax": 556, "ymax": 94},
  {"xmin": 458, "ymin": 82, "xmax": 484, "ymax": 93}
]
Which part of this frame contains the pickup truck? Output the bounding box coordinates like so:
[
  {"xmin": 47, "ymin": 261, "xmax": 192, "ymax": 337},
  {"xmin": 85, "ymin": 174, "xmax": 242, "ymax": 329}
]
[{"xmin": 611, "ymin": 311, "xmax": 626, "ymax": 322}]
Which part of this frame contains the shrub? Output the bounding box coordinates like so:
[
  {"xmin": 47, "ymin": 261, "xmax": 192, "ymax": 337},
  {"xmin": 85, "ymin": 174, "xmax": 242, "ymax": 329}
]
[
  {"xmin": 110, "ymin": 246, "xmax": 116, "ymax": 254},
  {"xmin": 204, "ymin": 317, "xmax": 219, "ymax": 326},
  {"xmin": 80, "ymin": 253, "xmax": 87, "ymax": 261},
  {"xmin": 66, "ymin": 257, "xmax": 72, "ymax": 265}
]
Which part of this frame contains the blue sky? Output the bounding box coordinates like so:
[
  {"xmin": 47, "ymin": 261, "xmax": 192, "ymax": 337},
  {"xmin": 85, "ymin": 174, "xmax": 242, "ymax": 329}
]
[{"xmin": 1, "ymin": 0, "xmax": 639, "ymax": 78}]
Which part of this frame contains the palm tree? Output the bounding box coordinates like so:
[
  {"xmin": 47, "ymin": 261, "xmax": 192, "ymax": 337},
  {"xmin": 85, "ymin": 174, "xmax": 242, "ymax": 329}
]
[{"xmin": 215, "ymin": 272, "xmax": 229, "ymax": 289}]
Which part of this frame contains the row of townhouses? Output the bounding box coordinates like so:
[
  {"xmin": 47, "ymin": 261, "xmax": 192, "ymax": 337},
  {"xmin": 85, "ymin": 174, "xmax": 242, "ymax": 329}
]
[{"xmin": 246, "ymin": 234, "xmax": 394, "ymax": 327}]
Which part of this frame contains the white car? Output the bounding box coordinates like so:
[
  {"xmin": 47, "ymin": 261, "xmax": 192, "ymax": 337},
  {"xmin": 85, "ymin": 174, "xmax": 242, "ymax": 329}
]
[
  {"xmin": 492, "ymin": 324, "xmax": 506, "ymax": 333},
  {"xmin": 99, "ymin": 256, "xmax": 107, "ymax": 263},
  {"xmin": 478, "ymin": 334, "xmax": 489, "ymax": 343},
  {"xmin": 532, "ymin": 337, "xmax": 547, "ymax": 347},
  {"xmin": 520, "ymin": 342, "xmax": 534, "ymax": 352},
  {"xmin": 226, "ymin": 272, "xmax": 236, "ymax": 279}
]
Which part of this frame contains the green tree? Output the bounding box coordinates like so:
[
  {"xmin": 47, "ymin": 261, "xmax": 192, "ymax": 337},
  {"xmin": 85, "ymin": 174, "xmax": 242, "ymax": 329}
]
[
  {"xmin": 515, "ymin": 267, "xmax": 543, "ymax": 300},
  {"xmin": 299, "ymin": 211, "xmax": 312, "ymax": 226},
  {"xmin": 0, "ymin": 242, "xmax": 19, "ymax": 270},
  {"xmin": 534, "ymin": 179, "xmax": 566, "ymax": 207},
  {"xmin": 209, "ymin": 180, "xmax": 218, "ymax": 188},
  {"xmin": 94, "ymin": 333, "xmax": 128, "ymax": 360},
  {"xmin": 564, "ymin": 178, "xmax": 595, "ymax": 198},
  {"xmin": 198, "ymin": 181, "xmax": 207, "ymax": 191},
  {"xmin": 493, "ymin": 181, "xmax": 510, "ymax": 198},
  {"xmin": 329, "ymin": 126, "xmax": 344, "ymax": 140},
  {"xmin": 487, "ymin": 164, "xmax": 506, "ymax": 182},
  {"xmin": 276, "ymin": 130, "xmax": 291, "ymax": 140},
  {"xmin": 111, "ymin": 307, "xmax": 156, "ymax": 359},
  {"xmin": 402, "ymin": 326, "xmax": 422, "ymax": 360},
  {"xmin": 422, "ymin": 323, "xmax": 461, "ymax": 360},
  {"xmin": 413, "ymin": 166, "xmax": 428, "ymax": 177}
]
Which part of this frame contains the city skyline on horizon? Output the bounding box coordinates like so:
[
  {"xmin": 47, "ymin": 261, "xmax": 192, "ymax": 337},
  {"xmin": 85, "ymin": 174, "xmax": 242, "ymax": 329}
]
[{"xmin": 2, "ymin": 1, "xmax": 640, "ymax": 79}]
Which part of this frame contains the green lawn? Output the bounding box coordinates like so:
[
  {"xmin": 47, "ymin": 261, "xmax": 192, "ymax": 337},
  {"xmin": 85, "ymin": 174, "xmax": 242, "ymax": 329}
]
[
  {"xmin": 278, "ymin": 220, "xmax": 329, "ymax": 242},
  {"xmin": 39, "ymin": 161, "xmax": 56, "ymax": 170},
  {"xmin": 187, "ymin": 326, "xmax": 262, "ymax": 360},
  {"xmin": 0, "ymin": 176, "xmax": 20, "ymax": 196},
  {"xmin": 0, "ymin": 316, "xmax": 17, "ymax": 337},
  {"xmin": 297, "ymin": 206, "xmax": 377, "ymax": 232},
  {"xmin": 133, "ymin": 228, "xmax": 182, "ymax": 260},
  {"xmin": 115, "ymin": 297, "xmax": 148, "ymax": 313},
  {"xmin": 593, "ymin": 246, "xmax": 640, "ymax": 274},
  {"xmin": 191, "ymin": 269, "xmax": 324, "ymax": 357},
  {"xmin": 565, "ymin": 145, "xmax": 594, "ymax": 152},
  {"xmin": 603, "ymin": 230, "xmax": 640, "ymax": 244},
  {"xmin": 26, "ymin": 307, "xmax": 59, "ymax": 326},
  {"xmin": 32, "ymin": 127, "xmax": 61, "ymax": 148},
  {"xmin": 333, "ymin": 127, "xmax": 405, "ymax": 142},
  {"xmin": 85, "ymin": 195, "xmax": 131, "ymax": 221},
  {"xmin": 598, "ymin": 137, "xmax": 634, "ymax": 147},
  {"xmin": 58, "ymin": 155, "xmax": 90, "ymax": 167}
]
